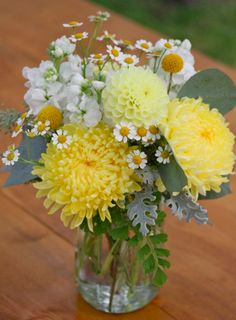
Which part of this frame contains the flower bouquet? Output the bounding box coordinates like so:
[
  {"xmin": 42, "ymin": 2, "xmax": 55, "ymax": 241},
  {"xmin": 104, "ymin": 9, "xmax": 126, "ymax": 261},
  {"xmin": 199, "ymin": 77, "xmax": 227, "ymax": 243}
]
[{"xmin": 1, "ymin": 11, "xmax": 235, "ymax": 314}]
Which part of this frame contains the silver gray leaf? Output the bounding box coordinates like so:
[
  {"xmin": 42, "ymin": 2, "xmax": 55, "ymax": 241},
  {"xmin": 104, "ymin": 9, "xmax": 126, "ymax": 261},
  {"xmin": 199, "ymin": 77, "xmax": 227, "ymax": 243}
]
[
  {"xmin": 127, "ymin": 186, "xmax": 158, "ymax": 236},
  {"xmin": 135, "ymin": 166, "xmax": 159, "ymax": 185},
  {"xmin": 165, "ymin": 192, "xmax": 209, "ymax": 224}
]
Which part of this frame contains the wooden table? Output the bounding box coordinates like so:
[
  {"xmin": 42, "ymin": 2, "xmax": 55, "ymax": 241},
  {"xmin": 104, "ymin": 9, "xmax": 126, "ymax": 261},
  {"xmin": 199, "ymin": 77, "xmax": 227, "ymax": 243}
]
[{"xmin": 0, "ymin": 1, "xmax": 236, "ymax": 319}]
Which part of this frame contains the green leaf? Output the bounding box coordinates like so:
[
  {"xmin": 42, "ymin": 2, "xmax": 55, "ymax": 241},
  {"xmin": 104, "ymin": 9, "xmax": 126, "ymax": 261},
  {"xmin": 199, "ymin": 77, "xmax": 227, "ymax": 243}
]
[
  {"xmin": 153, "ymin": 268, "xmax": 168, "ymax": 287},
  {"xmin": 199, "ymin": 181, "xmax": 231, "ymax": 200},
  {"xmin": 155, "ymin": 248, "xmax": 170, "ymax": 257},
  {"xmin": 178, "ymin": 69, "xmax": 236, "ymax": 114},
  {"xmin": 158, "ymin": 156, "xmax": 187, "ymax": 192},
  {"xmin": 156, "ymin": 211, "xmax": 166, "ymax": 227},
  {"xmin": 150, "ymin": 233, "xmax": 168, "ymax": 244},
  {"xmin": 143, "ymin": 255, "xmax": 155, "ymax": 273},
  {"xmin": 4, "ymin": 135, "xmax": 47, "ymax": 187},
  {"xmin": 137, "ymin": 244, "xmax": 150, "ymax": 260},
  {"xmin": 93, "ymin": 215, "xmax": 111, "ymax": 235},
  {"xmin": 158, "ymin": 258, "xmax": 171, "ymax": 269},
  {"xmin": 109, "ymin": 225, "xmax": 128, "ymax": 240},
  {"xmin": 128, "ymin": 234, "xmax": 143, "ymax": 247}
]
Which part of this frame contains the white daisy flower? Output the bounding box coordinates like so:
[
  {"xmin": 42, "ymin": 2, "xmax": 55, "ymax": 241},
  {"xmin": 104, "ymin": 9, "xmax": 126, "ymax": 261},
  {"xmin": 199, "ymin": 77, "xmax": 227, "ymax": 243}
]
[
  {"xmin": 69, "ymin": 32, "xmax": 88, "ymax": 42},
  {"xmin": 89, "ymin": 53, "xmax": 107, "ymax": 66},
  {"xmin": 25, "ymin": 129, "xmax": 36, "ymax": 138},
  {"xmin": 134, "ymin": 126, "xmax": 151, "ymax": 142},
  {"xmin": 52, "ymin": 129, "xmax": 72, "ymax": 149},
  {"xmin": 148, "ymin": 125, "xmax": 161, "ymax": 140},
  {"xmin": 135, "ymin": 39, "xmax": 153, "ymax": 52},
  {"xmin": 88, "ymin": 11, "xmax": 110, "ymax": 22},
  {"xmin": 154, "ymin": 38, "xmax": 177, "ymax": 51},
  {"xmin": 2, "ymin": 145, "xmax": 20, "ymax": 166},
  {"xmin": 32, "ymin": 120, "xmax": 50, "ymax": 136},
  {"xmin": 155, "ymin": 145, "xmax": 172, "ymax": 164},
  {"xmin": 63, "ymin": 21, "xmax": 83, "ymax": 28},
  {"xmin": 127, "ymin": 150, "xmax": 147, "ymax": 169},
  {"xmin": 12, "ymin": 122, "xmax": 23, "ymax": 138},
  {"xmin": 106, "ymin": 45, "xmax": 123, "ymax": 61},
  {"xmin": 116, "ymin": 39, "xmax": 134, "ymax": 50},
  {"xmin": 113, "ymin": 122, "xmax": 136, "ymax": 143},
  {"xmin": 119, "ymin": 54, "xmax": 139, "ymax": 67},
  {"xmin": 97, "ymin": 30, "xmax": 116, "ymax": 42}
]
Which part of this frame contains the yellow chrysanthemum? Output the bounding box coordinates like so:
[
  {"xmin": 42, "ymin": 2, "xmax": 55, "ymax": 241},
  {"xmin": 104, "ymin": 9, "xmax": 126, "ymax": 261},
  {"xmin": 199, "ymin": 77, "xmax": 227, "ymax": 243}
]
[
  {"xmin": 162, "ymin": 98, "xmax": 235, "ymax": 197},
  {"xmin": 32, "ymin": 123, "xmax": 140, "ymax": 230},
  {"xmin": 102, "ymin": 66, "xmax": 169, "ymax": 126},
  {"xmin": 37, "ymin": 105, "xmax": 63, "ymax": 130}
]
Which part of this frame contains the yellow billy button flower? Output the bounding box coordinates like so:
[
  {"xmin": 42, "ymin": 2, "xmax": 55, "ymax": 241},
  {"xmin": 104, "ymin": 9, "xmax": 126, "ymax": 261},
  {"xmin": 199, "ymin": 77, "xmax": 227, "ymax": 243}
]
[
  {"xmin": 162, "ymin": 53, "xmax": 184, "ymax": 73},
  {"xmin": 37, "ymin": 105, "xmax": 63, "ymax": 130}
]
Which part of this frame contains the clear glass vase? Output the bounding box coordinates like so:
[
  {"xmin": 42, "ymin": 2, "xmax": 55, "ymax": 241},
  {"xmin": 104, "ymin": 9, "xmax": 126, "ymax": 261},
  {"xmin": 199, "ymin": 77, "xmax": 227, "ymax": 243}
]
[{"xmin": 75, "ymin": 230, "xmax": 160, "ymax": 313}]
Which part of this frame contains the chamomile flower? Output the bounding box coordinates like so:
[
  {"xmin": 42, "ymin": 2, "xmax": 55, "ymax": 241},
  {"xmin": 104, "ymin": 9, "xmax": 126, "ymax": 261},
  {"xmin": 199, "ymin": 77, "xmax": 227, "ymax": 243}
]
[
  {"xmin": 149, "ymin": 125, "xmax": 161, "ymax": 140},
  {"xmin": 127, "ymin": 150, "xmax": 147, "ymax": 169},
  {"xmin": 90, "ymin": 53, "xmax": 107, "ymax": 66},
  {"xmin": 113, "ymin": 122, "xmax": 136, "ymax": 143},
  {"xmin": 154, "ymin": 39, "xmax": 176, "ymax": 51},
  {"xmin": 63, "ymin": 21, "xmax": 83, "ymax": 28},
  {"xmin": 135, "ymin": 40, "xmax": 153, "ymax": 52},
  {"xmin": 107, "ymin": 45, "xmax": 123, "ymax": 61},
  {"xmin": 12, "ymin": 122, "xmax": 23, "ymax": 137},
  {"xmin": 119, "ymin": 54, "xmax": 139, "ymax": 67},
  {"xmin": 52, "ymin": 129, "xmax": 72, "ymax": 149},
  {"xmin": 32, "ymin": 120, "xmax": 50, "ymax": 136},
  {"xmin": 134, "ymin": 126, "xmax": 151, "ymax": 142},
  {"xmin": 2, "ymin": 145, "xmax": 20, "ymax": 166},
  {"xmin": 116, "ymin": 39, "xmax": 134, "ymax": 50},
  {"xmin": 155, "ymin": 145, "xmax": 172, "ymax": 164},
  {"xmin": 88, "ymin": 11, "xmax": 110, "ymax": 22},
  {"xmin": 97, "ymin": 30, "xmax": 116, "ymax": 42},
  {"xmin": 69, "ymin": 32, "xmax": 88, "ymax": 42},
  {"xmin": 25, "ymin": 129, "xmax": 36, "ymax": 138}
]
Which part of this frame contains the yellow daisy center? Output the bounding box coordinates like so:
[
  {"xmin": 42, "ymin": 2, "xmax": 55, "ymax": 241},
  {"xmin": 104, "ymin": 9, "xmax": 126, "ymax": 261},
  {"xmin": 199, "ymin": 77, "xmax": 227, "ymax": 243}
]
[
  {"xmin": 164, "ymin": 42, "xmax": 172, "ymax": 49},
  {"xmin": 75, "ymin": 33, "xmax": 83, "ymax": 39},
  {"xmin": 133, "ymin": 155, "xmax": 142, "ymax": 165},
  {"xmin": 141, "ymin": 43, "xmax": 149, "ymax": 49},
  {"xmin": 124, "ymin": 57, "xmax": 134, "ymax": 64},
  {"xmin": 37, "ymin": 105, "xmax": 63, "ymax": 130},
  {"xmin": 69, "ymin": 21, "xmax": 79, "ymax": 26},
  {"xmin": 96, "ymin": 60, "xmax": 104, "ymax": 66},
  {"xmin": 38, "ymin": 123, "xmax": 46, "ymax": 132},
  {"xmin": 149, "ymin": 125, "xmax": 159, "ymax": 135},
  {"xmin": 137, "ymin": 127, "xmax": 147, "ymax": 137},
  {"xmin": 94, "ymin": 53, "xmax": 102, "ymax": 59},
  {"xmin": 123, "ymin": 40, "xmax": 132, "ymax": 45},
  {"xmin": 111, "ymin": 49, "xmax": 119, "ymax": 57},
  {"xmin": 120, "ymin": 127, "xmax": 130, "ymax": 136},
  {"xmin": 162, "ymin": 53, "xmax": 184, "ymax": 73},
  {"xmin": 21, "ymin": 112, "xmax": 28, "ymax": 120},
  {"xmin": 58, "ymin": 135, "xmax": 67, "ymax": 143},
  {"xmin": 161, "ymin": 150, "xmax": 170, "ymax": 159},
  {"xmin": 7, "ymin": 152, "xmax": 15, "ymax": 161},
  {"xmin": 152, "ymin": 51, "xmax": 161, "ymax": 57}
]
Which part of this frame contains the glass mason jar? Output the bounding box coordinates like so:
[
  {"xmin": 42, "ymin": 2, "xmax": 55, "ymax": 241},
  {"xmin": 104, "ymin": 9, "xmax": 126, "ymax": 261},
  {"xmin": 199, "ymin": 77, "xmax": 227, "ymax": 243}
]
[{"xmin": 75, "ymin": 229, "xmax": 160, "ymax": 313}]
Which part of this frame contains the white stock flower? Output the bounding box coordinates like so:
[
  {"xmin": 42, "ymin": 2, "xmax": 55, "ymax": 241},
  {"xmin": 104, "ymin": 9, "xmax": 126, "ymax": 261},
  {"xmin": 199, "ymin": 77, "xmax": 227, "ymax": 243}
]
[
  {"xmin": 59, "ymin": 55, "xmax": 82, "ymax": 83},
  {"xmin": 49, "ymin": 36, "xmax": 76, "ymax": 58},
  {"xmin": 80, "ymin": 95, "xmax": 102, "ymax": 127}
]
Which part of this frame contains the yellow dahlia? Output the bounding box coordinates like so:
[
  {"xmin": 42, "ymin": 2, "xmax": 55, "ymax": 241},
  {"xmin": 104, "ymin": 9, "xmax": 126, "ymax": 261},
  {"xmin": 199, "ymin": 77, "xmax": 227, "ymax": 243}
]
[
  {"xmin": 32, "ymin": 123, "xmax": 140, "ymax": 230},
  {"xmin": 162, "ymin": 98, "xmax": 235, "ymax": 197},
  {"xmin": 102, "ymin": 66, "xmax": 169, "ymax": 126}
]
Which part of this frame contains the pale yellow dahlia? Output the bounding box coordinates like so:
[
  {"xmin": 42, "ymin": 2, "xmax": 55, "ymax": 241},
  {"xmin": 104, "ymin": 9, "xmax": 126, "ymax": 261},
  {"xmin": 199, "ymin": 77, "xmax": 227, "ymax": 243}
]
[
  {"xmin": 102, "ymin": 66, "xmax": 169, "ymax": 126},
  {"xmin": 162, "ymin": 98, "xmax": 235, "ymax": 197},
  {"xmin": 32, "ymin": 124, "xmax": 140, "ymax": 230}
]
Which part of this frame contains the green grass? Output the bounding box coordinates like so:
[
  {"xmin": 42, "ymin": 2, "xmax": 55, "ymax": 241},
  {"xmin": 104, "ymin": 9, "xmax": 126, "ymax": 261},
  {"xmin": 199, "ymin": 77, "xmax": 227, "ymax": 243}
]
[{"xmin": 91, "ymin": 0, "xmax": 236, "ymax": 67}]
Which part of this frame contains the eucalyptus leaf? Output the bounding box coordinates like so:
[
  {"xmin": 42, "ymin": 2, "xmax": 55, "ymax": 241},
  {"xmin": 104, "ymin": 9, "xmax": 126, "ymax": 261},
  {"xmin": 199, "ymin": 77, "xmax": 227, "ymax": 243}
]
[
  {"xmin": 178, "ymin": 69, "xmax": 236, "ymax": 114},
  {"xmin": 3, "ymin": 135, "xmax": 47, "ymax": 187},
  {"xmin": 158, "ymin": 156, "xmax": 187, "ymax": 193}
]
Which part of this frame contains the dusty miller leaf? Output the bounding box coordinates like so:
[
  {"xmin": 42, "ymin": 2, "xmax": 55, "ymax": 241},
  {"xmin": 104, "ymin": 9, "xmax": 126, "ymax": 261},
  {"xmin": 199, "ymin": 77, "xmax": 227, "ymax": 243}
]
[
  {"xmin": 165, "ymin": 192, "xmax": 209, "ymax": 225},
  {"xmin": 135, "ymin": 166, "xmax": 159, "ymax": 184},
  {"xmin": 127, "ymin": 187, "xmax": 158, "ymax": 236}
]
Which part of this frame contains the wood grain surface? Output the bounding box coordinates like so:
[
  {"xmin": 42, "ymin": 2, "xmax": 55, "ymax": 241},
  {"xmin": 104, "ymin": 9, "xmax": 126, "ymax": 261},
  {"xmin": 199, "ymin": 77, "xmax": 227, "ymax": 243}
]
[{"xmin": 0, "ymin": 1, "xmax": 236, "ymax": 319}]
